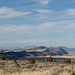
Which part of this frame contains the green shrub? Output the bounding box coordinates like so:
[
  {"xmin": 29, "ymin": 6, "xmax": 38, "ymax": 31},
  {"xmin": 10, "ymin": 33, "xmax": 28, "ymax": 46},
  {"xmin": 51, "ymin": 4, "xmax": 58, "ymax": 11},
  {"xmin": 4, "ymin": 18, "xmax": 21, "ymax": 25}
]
[
  {"xmin": 48, "ymin": 56, "xmax": 53, "ymax": 62},
  {"xmin": 1, "ymin": 55, "xmax": 6, "ymax": 60},
  {"xmin": 14, "ymin": 58, "xmax": 17, "ymax": 62},
  {"xmin": 63, "ymin": 58, "xmax": 71, "ymax": 63},
  {"xmin": 30, "ymin": 59, "xmax": 36, "ymax": 64}
]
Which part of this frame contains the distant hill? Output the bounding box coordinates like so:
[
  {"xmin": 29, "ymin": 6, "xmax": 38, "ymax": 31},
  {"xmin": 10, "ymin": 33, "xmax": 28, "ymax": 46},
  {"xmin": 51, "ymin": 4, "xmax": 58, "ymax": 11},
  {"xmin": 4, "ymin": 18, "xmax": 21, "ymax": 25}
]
[
  {"xmin": 13, "ymin": 46, "xmax": 47, "ymax": 50},
  {"xmin": 0, "ymin": 46, "xmax": 68, "ymax": 58},
  {"xmin": 26, "ymin": 46, "xmax": 47, "ymax": 50},
  {"xmin": 58, "ymin": 46, "xmax": 75, "ymax": 54}
]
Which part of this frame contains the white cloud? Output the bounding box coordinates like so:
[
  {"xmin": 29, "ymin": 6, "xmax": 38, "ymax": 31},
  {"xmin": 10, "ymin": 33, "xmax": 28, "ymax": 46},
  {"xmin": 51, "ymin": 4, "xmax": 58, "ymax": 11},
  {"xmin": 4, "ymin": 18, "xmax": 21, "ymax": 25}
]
[
  {"xmin": 54, "ymin": 9, "xmax": 75, "ymax": 19},
  {"xmin": 0, "ymin": 20, "xmax": 75, "ymax": 48},
  {"xmin": 66, "ymin": 9, "xmax": 75, "ymax": 16},
  {"xmin": 0, "ymin": 20, "xmax": 75, "ymax": 38},
  {"xmin": 31, "ymin": 8, "xmax": 75, "ymax": 20},
  {"xmin": 34, "ymin": 9, "xmax": 54, "ymax": 19},
  {"xmin": 35, "ymin": 0, "xmax": 51, "ymax": 5},
  {"xmin": 34, "ymin": 9, "xmax": 53, "ymax": 13},
  {"xmin": 0, "ymin": 7, "xmax": 31, "ymax": 18}
]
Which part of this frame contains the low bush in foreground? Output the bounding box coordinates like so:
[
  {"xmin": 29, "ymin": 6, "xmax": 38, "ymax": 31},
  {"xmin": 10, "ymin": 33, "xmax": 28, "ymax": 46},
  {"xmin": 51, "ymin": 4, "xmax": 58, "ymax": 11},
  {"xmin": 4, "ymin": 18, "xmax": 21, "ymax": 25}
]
[
  {"xmin": 63, "ymin": 58, "xmax": 71, "ymax": 63},
  {"xmin": 47, "ymin": 56, "xmax": 53, "ymax": 62},
  {"xmin": 30, "ymin": 59, "xmax": 36, "ymax": 64},
  {"xmin": 1, "ymin": 55, "xmax": 6, "ymax": 60},
  {"xmin": 71, "ymin": 71, "xmax": 75, "ymax": 75},
  {"xmin": 14, "ymin": 58, "xmax": 20, "ymax": 66}
]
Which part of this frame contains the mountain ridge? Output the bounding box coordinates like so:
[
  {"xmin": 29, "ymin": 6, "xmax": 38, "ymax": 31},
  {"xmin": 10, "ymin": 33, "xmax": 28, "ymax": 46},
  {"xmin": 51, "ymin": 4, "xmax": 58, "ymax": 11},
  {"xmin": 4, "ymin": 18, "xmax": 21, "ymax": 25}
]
[{"xmin": 0, "ymin": 46, "xmax": 69, "ymax": 58}]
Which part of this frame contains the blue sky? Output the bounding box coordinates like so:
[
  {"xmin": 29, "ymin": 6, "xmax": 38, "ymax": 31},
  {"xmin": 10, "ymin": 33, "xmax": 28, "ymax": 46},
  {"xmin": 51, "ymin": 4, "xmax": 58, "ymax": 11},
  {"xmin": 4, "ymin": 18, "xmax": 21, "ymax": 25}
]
[{"xmin": 0, "ymin": 0, "xmax": 75, "ymax": 48}]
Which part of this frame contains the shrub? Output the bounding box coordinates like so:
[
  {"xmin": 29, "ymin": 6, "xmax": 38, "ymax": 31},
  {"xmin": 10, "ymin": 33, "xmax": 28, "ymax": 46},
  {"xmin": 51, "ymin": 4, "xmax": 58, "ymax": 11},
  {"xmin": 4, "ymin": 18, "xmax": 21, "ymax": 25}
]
[
  {"xmin": 51, "ymin": 71, "xmax": 58, "ymax": 75},
  {"xmin": 14, "ymin": 58, "xmax": 17, "ymax": 62},
  {"xmin": 53, "ymin": 60, "xmax": 57, "ymax": 62},
  {"xmin": 63, "ymin": 58, "xmax": 71, "ymax": 63},
  {"xmin": 51, "ymin": 67, "xmax": 60, "ymax": 75},
  {"xmin": 14, "ymin": 58, "xmax": 20, "ymax": 66},
  {"xmin": 48, "ymin": 56, "xmax": 53, "ymax": 62},
  {"xmin": 1, "ymin": 55, "xmax": 6, "ymax": 60},
  {"xmin": 30, "ymin": 59, "xmax": 36, "ymax": 64},
  {"xmin": 71, "ymin": 71, "xmax": 75, "ymax": 75},
  {"xmin": 15, "ymin": 61, "xmax": 20, "ymax": 67}
]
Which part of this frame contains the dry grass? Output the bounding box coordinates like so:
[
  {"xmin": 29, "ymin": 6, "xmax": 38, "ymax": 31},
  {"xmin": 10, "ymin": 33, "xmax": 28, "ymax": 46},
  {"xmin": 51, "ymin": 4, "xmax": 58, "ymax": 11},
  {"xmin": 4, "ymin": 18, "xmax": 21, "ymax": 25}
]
[
  {"xmin": 0, "ymin": 59, "xmax": 75, "ymax": 75},
  {"xmin": 32, "ymin": 55, "xmax": 75, "ymax": 59}
]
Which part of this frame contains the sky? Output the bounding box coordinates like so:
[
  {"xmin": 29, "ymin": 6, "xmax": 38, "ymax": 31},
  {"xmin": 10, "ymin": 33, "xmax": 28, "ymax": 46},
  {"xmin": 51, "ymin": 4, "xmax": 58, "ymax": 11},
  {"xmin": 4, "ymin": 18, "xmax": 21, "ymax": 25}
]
[{"xmin": 0, "ymin": 0, "xmax": 75, "ymax": 48}]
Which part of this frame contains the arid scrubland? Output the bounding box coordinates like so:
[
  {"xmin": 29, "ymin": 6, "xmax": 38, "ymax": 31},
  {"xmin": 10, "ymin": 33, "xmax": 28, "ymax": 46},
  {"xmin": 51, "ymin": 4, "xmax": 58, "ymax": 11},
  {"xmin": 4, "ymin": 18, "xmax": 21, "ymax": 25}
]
[{"xmin": 0, "ymin": 58, "xmax": 75, "ymax": 75}]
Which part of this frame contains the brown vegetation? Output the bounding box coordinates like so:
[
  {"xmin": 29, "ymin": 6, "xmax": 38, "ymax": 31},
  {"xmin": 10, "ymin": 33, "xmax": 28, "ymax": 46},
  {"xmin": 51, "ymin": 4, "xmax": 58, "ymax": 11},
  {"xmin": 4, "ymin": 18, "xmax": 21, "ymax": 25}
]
[{"xmin": 0, "ymin": 58, "xmax": 75, "ymax": 75}]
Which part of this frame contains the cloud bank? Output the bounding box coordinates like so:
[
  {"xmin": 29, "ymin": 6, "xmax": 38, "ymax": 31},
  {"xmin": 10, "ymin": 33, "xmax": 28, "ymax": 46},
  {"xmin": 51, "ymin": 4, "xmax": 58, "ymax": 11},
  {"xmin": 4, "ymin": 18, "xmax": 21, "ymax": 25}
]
[{"xmin": 0, "ymin": 20, "xmax": 75, "ymax": 39}]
